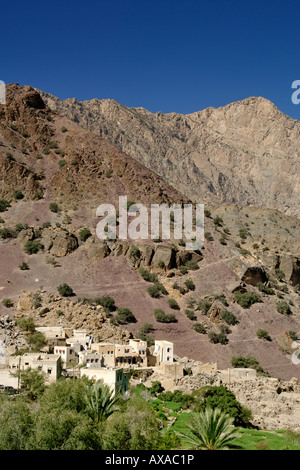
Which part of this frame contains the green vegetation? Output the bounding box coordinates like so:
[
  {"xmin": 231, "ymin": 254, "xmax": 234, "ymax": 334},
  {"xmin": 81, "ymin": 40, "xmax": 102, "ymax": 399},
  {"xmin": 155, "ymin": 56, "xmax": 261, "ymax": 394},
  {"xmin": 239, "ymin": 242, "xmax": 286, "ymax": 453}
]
[
  {"xmin": 231, "ymin": 356, "xmax": 269, "ymax": 376},
  {"xmin": 114, "ymin": 307, "xmax": 136, "ymax": 324},
  {"xmin": 13, "ymin": 189, "xmax": 24, "ymax": 200},
  {"xmin": 234, "ymin": 291, "xmax": 262, "ymax": 308},
  {"xmin": 185, "ymin": 309, "xmax": 196, "ymax": 321},
  {"xmin": 0, "ymin": 199, "xmax": 10, "ymax": 212},
  {"xmin": 24, "ymin": 240, "xmax": 43, "ymax": 254},
  {"xmin": 147, "ymin": 285, "xmax": 161, "ymax": 298},
  {"xmin": 139, "ymin": 267, "xmax": 158, "ymax": 283},
  {"xmin": 79, "ymin": 228, "xmax": 92, "ymax": 241},
  {"xmin": 221, "ymin": 310, "xmax": 238, "ymax": 325},
  {"xmin": 256, "ymin": 282, "xmax": 275, "ymax": 295},
  {"xmin": 276, "ymin": 301, "xmax": 292, "ymax": 315},
  {"xmin": 193, "ymin": 323, "xmax": 206, "ymax": 334},
  {"xmin": 208, "ymin": 331, "xmax": 228, "ymax": 345},
  {"xmin": 58, "ymin": 159, "xmax": 67, "ymax": 168},
  {"xmin": 256, "ymin": 329, "xmax": 272, "ymax": 341},
  {"xmin": 184, "ymin": 279, "xmax": 195, "ymax": 291},
  {"xmin": 197, "ymin": 299, "xmax": 212, "ymax": 314},
  {"xmin": 2, "ymin": 298, "xmax": 13, "ymax": 308},
  {"xmin": 19, "ymin": 262, "xmax": 29, "ymax": 270},
  {"xmin": 57, "ymin": 283, "xmax": 74, "ymax": 297},
  {"xmin": 178, "ymin": 407, "xmax": 242, "ymax": 450},
  {"xmin": 154, "ymin": 309, "xmax": 177, "ymax": 323},
  {"xmin": 93, "ymin": 296, "xmax": 116, "ymax": 313},
  {"xmin": 49, "ymin": 202, "xmax": 60, "ymax": 213},
  {"xmin": 168, "ymin": 298, "xmax": 180, "ymax": 310}
]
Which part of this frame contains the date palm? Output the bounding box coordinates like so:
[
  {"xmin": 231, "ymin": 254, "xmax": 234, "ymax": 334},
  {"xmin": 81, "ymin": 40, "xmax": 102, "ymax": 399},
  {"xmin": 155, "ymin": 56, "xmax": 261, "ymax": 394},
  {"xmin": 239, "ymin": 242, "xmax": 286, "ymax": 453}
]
[
  {"xmin": 179, "ymin": 407, "xmax": 241, "ymax": 450},
  {"xmin": 83, "ymin": 381, "xmax": 119, "ymax": 423}
]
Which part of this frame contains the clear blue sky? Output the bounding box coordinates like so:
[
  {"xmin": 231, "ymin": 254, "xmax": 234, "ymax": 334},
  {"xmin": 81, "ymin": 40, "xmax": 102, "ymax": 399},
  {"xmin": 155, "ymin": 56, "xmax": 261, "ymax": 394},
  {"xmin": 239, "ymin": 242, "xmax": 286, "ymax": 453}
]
[{"xmin": 2, "ymin": 0, "xmax": 300, "ymax": 119}]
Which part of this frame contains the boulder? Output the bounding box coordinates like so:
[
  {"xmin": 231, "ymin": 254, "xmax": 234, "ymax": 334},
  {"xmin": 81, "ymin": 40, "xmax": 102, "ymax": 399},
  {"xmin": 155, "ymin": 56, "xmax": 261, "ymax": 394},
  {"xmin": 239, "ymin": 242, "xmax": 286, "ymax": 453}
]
[
  {"xmin": 42, "ymin": 228, "xmax": 78, "ymax": 257},
  {"xmin": 87, "ymin": 239, "xmax": 111, "ymax": 260},
  {"xmin": 151, "ymin": 245, "xmax": 177, "ymax": 270},
  {"xmin": 17, "ymin": 291, "xmax": 35, "ymax": 312},
  {"xmin": 279, "ymin": 254, "xmax": 300, "ymax": 286}
]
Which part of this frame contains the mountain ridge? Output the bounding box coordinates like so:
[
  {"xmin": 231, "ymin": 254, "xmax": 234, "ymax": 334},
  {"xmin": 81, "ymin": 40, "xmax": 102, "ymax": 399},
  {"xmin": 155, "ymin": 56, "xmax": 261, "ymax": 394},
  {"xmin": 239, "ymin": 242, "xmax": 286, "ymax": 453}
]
[{"xmin": 38, "ymin": 88, "xmax": 300, "ymax": 218}]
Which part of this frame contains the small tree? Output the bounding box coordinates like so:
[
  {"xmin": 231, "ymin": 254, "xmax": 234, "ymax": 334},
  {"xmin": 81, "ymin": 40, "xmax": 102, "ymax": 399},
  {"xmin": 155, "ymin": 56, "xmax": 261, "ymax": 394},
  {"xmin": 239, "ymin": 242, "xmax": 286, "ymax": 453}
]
[
  {"xmin": 115, "ymin": 307, "xmax": 136, "ymax": 324},
  {"xmin": 168, "ymin": 298, "xmax": 180, "ymax": 310},
  {"xmin": 256, "ymin": 329, "xmax": 272, "ymax": 341},
  {"xmin": 57, "ymin": 283, "xmax": 74, "ymax": 297},
  {"xmin": 24, "ymin": 240, "xmax": 42, "ymax": 254}
]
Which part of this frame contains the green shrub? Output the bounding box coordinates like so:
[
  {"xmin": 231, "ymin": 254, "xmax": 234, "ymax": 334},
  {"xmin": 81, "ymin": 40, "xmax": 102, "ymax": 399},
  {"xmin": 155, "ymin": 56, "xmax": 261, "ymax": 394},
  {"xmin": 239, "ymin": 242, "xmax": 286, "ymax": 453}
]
[
  {"xmin": 256, "ymin": 282, "xmax": 275, "ymax": 295},
  {"xmin": 185, "ymin": 309, "xmax": 196, "ymax": 320},
  {"xmin": 199, "ymin": 385, "xmax": 252, "ymax": 427},
  {"xmin": 168, "ymin": 298, "xmax": 180, "ymax": 310},
  {"xmin": 61, "ymin": 126, "xmax": 68, "ymax": 133},
  {"xmin": 115, "ymin": 307, "xmax": 136, "ymax": 324},
  {"xmin": 256, "ymin": 329, "xmax": 272, "ymax": 341},
  {"xmin": 17, "ymin": 316, "xmax": 35, "ymax": 333},
  {"xmin": 288, "ymin": 331, "xmax": 298, "ymax": 341},
  {"xmin": 276, "ymin": 301, "xmax": 292, "ymax": 315},
  {"xmin": 57, "ymin": 283, "xmax": 74, "ymax": 297},
  {"xmin": 204, "ymin": 232, "xmax": 214, "ymax": 241},
  {"xmin": 0, "ymin": 227, "xmax": 16, "ymax": 239},
  {"xmin": 193, "ymin": 323, "xmax": 206, "ymax": 334},
  {"xmin": 13, "ymin": 189, "xmax": 24, "ymax": 200},
  {"xmin": 6, "ymin": 152, "xmax": 15, "ymax": 161},
  {"xmin": 213, "ymin": 215, "xmax": 223, "ymax": 226},
  {"xmin": 231, "ymin": 355, "xmax": 268, "ymax": 375},
  {"xmin": 197, "ymin": 299, "xmax": 212, "ymax": 314},
  {"xmin": 19, "ymin": 262, "xmax": 29, "ymax": 270},
  {"xmin": 58, "ymin": 159, "xmax": 67, "ymax": 168},
  {"xmin": 185, "ymin": 279, "xmax": 195, "ymax": 291},
  {"xmin": 275, "ymin": 268, "xmax": 286, "ymax": 281},
  {"xmin": 0, "ymin": 199, "xmax": 10, "ymax": 212},
  {"xmin": 234, "ymin": 291, "xmax": 262, "ymax": 308},
  {"xmin": 33, "ymin": 293, "xmax": 42, "ymax": 309},
  {"xmin": 24, "ymin": 240, "xmax": 42, "ymax": 254},
  {"xmin": 79, "ymin": 228, "xmax": 92, "ymax": 242},
  {"xmin": 147, "ymin": 285, "xmax": 160, "ymax": 298},
  {"xmin": 221, "ymin": 310, "xmax": 238, "ymax": 325},
  {"xmin": 93, "ymin": 296, "xmax": 116, "ymax": 313},
  {"xmin": 154, "ymin": 309, "xmax": 177, "ymax": 323},
  {"xmin": 139, "ymin": 268, "xmax": 158, "ymax": 283},
  {"xmin": 179, "ymin": 265, "xmax": 188, "ymax": 274},
  {"xmin": 2, "ymin": 298, "xmax": 13, "ymax": 308},
  {"xmin": 129, "ymin": 245, "xmax": 140, "ymax": 259},
  {"xmin": 185, "ymin": 260, "xmax": 199, "ymax": 271},
  {"xmin": 208, "ymin": 331, "xmax": 228, "ymax": 344},
  {"xmin": 154, "ymin": 281, "xmax": 168, "ymax": 295},
  {"xmin": 49, "ymin": 202, "xmax": 60, "ymax": 213}
]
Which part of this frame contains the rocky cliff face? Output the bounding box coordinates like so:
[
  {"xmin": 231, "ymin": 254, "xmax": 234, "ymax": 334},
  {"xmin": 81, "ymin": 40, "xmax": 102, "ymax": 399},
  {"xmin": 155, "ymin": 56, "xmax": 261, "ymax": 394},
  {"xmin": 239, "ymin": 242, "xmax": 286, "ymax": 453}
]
[{"xmin": 38, "ymin": 91, "xmax": 300, "ymax": 218}]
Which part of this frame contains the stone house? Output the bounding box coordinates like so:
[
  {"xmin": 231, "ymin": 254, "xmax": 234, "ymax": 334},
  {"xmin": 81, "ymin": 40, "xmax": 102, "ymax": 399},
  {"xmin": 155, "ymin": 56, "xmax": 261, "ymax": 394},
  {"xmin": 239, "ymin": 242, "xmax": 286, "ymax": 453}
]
[
  {"xmin": 80, "ymin": 367, "xmax": 129, "ymax": 395},
  {"xmin": 7, "ymin": 353, "xmax": 61, "ymax": 383}
]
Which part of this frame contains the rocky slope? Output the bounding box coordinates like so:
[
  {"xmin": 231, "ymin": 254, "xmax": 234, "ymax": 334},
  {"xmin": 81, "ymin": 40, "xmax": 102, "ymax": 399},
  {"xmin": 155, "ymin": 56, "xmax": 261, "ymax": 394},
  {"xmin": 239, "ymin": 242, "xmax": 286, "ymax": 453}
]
[
  {"xmin": 38, "ymin": 90, "xmax": 300, "ymax": 218},
  {"xmin": 1, "ymin": 85, "xmax": 300, "ymax": 384}
]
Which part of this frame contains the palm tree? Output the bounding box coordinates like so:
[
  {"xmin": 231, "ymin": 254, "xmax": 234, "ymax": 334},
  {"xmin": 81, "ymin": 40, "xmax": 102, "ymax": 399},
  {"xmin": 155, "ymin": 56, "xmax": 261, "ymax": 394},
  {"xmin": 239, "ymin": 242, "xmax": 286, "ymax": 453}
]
[
  {"xmin": 178, "ymin": 407, "xmax": 242, "ymax": 450},
  {"xmin": 83, "ymin": 381, "xmax": 119, "ymax": 423}
]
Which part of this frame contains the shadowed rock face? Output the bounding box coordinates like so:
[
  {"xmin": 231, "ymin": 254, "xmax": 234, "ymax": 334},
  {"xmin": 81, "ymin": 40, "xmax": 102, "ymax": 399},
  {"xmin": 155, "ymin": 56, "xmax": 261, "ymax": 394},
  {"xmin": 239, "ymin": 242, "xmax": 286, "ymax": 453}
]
[
  {"xmin": 39, "ymin": 90, "xmax": 300, "ymax": 218},
  {"xmin": 241, "ymin": 266, "xmax": 268, "ymax": 286}
]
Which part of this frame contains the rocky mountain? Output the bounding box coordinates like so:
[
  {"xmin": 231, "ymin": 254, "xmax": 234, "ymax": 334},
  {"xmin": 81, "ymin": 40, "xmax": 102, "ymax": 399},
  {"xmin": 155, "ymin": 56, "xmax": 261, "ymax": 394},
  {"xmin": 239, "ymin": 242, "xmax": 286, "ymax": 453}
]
[
  {"xmin": 1, "ymin": 84, "xmax": 300, "ymax": 383},
  {"xmin": 38, "ymin": 90, "xmax": 300, "ymax": 218}
]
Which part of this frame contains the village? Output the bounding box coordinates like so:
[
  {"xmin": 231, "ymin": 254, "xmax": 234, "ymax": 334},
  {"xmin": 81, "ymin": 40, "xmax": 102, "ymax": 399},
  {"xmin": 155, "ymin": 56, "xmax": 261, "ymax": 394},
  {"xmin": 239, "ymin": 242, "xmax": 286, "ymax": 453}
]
[{"xmin": 0, "ymin": 321, "xmax": 258, "ymax": 396}]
